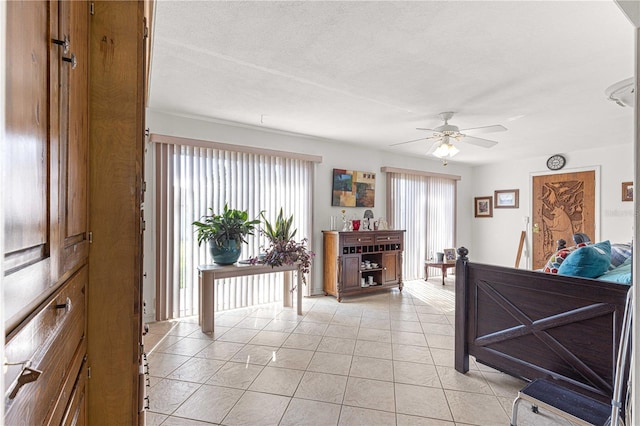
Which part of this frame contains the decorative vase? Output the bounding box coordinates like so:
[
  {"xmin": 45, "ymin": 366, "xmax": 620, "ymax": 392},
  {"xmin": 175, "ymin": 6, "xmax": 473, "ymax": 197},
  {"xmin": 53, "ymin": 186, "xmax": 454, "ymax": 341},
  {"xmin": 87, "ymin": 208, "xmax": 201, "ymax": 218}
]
[
  {"xmin": 352, "ymin": 220, "xmax": 361, "ymax": 231},
  {"xmin": 209, "ymin": 239, "xmax": 242, "ymax": 265}
]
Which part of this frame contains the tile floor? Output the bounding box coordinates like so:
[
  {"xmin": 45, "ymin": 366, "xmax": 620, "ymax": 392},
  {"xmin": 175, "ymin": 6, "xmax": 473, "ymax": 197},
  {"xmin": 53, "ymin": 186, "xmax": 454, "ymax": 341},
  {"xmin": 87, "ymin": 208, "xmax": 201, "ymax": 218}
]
[{"xmin": 144, "ymin": 279, "xmax": 572, "ymax": 425}]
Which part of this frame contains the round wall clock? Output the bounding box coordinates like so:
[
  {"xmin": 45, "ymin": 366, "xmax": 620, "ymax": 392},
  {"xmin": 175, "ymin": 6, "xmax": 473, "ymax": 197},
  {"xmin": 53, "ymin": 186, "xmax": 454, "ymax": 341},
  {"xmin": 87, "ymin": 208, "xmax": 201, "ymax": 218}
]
[{"xmin": 546, "ymin": 154, "xmax": 566, "ymax": 171}]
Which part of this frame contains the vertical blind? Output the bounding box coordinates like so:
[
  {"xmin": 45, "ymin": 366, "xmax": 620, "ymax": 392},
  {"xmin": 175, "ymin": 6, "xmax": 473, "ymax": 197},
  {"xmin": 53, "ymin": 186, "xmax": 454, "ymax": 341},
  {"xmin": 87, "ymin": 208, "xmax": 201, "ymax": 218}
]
[
  {"xmin": 387, "ymin": 172, "xmax": 456, "ymax": 280},
  {"xmin": 155, "ymin": 143, "xmax": 314, "ymax": 320}
]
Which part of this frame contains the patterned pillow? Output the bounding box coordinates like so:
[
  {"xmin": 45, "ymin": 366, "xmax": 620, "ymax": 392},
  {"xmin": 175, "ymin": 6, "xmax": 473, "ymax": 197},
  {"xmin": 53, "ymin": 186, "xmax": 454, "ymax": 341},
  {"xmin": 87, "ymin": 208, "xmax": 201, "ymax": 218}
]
[
  {"xmin": 610, "ymin": 243, "xmax": 632, "ymax": 270},
  {"xmin": 543, "ymin": 242, "xmax": 590, "ymax": 274}
]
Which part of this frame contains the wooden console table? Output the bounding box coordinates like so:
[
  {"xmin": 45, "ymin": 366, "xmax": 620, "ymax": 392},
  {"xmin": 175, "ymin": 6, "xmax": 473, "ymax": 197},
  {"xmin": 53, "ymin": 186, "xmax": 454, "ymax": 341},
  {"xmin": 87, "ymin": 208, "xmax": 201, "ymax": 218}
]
[
  {"xmin": 198, "ymin": 263, "xmax": 303, "ymax": 333},
  {"xmin": 424, "ymin": 261, "xmax": 456, "ymax": 285}
]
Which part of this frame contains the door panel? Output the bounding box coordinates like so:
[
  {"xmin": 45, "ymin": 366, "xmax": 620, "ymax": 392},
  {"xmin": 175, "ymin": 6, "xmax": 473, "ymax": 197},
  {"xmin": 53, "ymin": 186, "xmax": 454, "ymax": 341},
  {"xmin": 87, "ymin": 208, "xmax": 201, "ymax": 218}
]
[{"xmin": 532, "ymin": 171, "xmax": 596, "ymax": 269}]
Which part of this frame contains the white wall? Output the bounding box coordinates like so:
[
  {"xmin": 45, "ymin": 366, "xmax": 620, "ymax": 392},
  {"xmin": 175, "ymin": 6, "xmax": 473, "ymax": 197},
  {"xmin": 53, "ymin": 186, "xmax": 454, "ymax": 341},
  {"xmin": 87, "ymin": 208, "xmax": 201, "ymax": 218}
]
[
  {"xmin": 142, "ymin": 110, "xmax": 475, "ymax": 318},
  {"xmin": 469, "ymin": 143, "xmax": 634, "ymax": 267}
]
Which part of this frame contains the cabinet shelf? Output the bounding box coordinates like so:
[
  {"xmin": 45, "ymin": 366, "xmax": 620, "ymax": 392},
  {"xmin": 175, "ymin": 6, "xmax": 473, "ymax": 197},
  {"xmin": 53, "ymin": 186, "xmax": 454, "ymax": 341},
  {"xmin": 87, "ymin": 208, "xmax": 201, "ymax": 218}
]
[{"xmin": 323, "ymin": 230, "xmax": 405, "ymax": 302}]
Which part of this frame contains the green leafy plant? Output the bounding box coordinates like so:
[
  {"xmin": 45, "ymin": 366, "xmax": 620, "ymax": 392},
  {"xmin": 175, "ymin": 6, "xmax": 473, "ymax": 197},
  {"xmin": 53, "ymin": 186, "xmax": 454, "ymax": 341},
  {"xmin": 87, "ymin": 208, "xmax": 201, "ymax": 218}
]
[
  {"xmin": 261, "ymin": 208, "xmax": 297, "ymax": 244},
  {"xmin": 193, "ymin": 204, "xmax": 261, "ymax": 248},
  {"xmin": 253, "ymin": 208, "xmax": 314, "ymax": 286}
]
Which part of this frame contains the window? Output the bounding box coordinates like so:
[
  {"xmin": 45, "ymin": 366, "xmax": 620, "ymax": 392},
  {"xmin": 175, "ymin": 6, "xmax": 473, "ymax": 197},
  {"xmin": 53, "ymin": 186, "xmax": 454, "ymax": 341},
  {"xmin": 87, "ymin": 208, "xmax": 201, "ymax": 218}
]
[
  {"xmin": 154, "ymin": 139, "xmax": 316, "ymax": 319},
  {"xmin": 385, "ymin": 169, "xmax": 457, "ymax": 280}
]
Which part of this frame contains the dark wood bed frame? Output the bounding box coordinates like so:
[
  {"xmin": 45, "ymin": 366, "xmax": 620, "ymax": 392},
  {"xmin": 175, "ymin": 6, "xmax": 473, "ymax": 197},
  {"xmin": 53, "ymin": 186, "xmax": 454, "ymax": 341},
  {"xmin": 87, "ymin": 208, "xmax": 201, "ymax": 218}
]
[{"xmin": 454, "ymin": 247, "xmax": 631, "ymax": 408}]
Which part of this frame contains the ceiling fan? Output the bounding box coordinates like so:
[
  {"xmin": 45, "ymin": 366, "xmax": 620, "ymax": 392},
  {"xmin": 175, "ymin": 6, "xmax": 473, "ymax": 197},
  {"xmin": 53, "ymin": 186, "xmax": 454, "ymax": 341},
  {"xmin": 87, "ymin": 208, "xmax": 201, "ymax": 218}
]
[{"xmin": 392, "ymin": 112, "xmax": 507, "ymax": 161}]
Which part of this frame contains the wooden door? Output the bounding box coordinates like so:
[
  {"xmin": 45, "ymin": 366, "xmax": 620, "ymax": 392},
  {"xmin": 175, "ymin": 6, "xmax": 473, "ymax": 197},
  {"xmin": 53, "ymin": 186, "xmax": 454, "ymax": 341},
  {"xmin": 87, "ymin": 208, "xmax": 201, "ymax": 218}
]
[
  {"xmin": 341, "ymin": 255, "xmax": 361, "ymax": 290},
  {"xmin": 532, "ymin": 170, "xmax": 596, "ymax": 269},
  {"xmin": 382, "ymin": 252, "xmax": 398, "ymax": 284},
  {"xmin": 4, "ymin": 0, "xmax": 59, "ymax": 332}
]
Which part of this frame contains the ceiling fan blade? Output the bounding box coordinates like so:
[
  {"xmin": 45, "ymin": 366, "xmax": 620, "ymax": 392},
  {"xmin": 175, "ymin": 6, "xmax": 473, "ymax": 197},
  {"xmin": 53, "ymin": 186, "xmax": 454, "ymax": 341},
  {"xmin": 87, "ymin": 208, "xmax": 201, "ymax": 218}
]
[
  {"xmin": 389, "ymin": 137, "xmax": 426, "ymax": 147},
  {"xmin": 461, "ymin": 135, "xmax": 498, "ymax": 148},
  {"xmin": 416, "ymin": 127, "xmax": 439, "ymax": 132},
  {"xmin": 461, "ymin": 124, "xmax": 507, "ymax": 135}
]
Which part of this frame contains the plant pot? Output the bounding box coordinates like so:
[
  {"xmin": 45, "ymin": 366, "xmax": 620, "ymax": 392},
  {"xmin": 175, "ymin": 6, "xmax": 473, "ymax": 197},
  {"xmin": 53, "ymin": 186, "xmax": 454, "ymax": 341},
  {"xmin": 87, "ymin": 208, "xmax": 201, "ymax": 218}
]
[{"xmin": 209, "ymin": 239, "xmax": 242, "ymax": 265}]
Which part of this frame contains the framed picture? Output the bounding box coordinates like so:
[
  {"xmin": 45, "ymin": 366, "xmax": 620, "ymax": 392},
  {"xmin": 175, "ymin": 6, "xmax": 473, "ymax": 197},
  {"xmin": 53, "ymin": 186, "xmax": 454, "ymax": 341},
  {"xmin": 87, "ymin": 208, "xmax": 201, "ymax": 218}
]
[
  {"xmin": 474, "ymin": 196, "xmax": 493, "ymax": 218},
  {"xmin": 622, "ymin": 182, "xmax": 633, "ymax": 202},
  {"xmin": 443, "ymin": 248, "xmax": 456, "ymax": 263},
  {"xmin": 332, "ymin": 169, "xmax": 375, "ymax": 207},
  {"xmin": 494, "ymin": 189, "xmax": 519, "ymax": 208}
]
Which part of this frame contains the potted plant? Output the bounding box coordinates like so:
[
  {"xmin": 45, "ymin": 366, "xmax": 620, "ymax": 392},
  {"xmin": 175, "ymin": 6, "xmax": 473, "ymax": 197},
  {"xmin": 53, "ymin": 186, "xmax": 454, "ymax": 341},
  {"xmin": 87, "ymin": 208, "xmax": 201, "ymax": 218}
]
[
  {"xmin": 193, "ymin": 204, "xmax": 261, "ymax": 265},
  {"xmin": 255, "ymin": 208, "xmax": 314, "ymax": 285}
]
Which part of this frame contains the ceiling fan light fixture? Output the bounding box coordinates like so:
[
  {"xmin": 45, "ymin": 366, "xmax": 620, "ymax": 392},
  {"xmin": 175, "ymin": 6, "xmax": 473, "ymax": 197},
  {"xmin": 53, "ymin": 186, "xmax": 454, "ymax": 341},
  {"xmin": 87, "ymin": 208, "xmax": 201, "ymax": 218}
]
[{"xmin": 432, "ymin": 141, "xmax": 459, "ymax": 158}]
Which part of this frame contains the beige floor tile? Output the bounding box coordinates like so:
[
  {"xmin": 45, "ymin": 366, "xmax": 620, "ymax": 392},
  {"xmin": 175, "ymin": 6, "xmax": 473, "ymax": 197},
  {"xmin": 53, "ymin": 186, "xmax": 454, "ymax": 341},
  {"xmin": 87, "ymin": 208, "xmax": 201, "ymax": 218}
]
[
  {"xmin": 350, "ymin": 356, "xmax": 394, "ymax": 382},
  {"xmin": 147, "ymin": 378, "xmax": 201, "ymax": 415},
  {"xmin": 194, "ymin": 341, "xmax": 244, "ymax": 361},
  {"xmin": 444, "ymin": 389, "xmax": 510, "ymax": 425},
  {"xmin": 187, "ymin": 325, "xmax": 230, "ymax": 340},
  {"xmin": 436, "ymin": 366, "xmax": 493, "ymax": 395},
  {"xmin": 325, "ymin": 324, "xmax": 359, "ymax": 339},
  {"xmin": 222, "ymin": 391, "xmax": 291, "ymax": 425},
  {"xmin": 216, "ymin": 327, "xmax": 260, "ymax": 344},
  {"xmin": 172, "ymin": 384, "xmax": 243, "ymax": 423},
  {"xmin": 276, "ymin": 310, "xmax": 305, "ymax": 322},
  {"xmin": 147, "ymin": 352, "xmax": 191, "ymax": 377},
  {"xmin": 159, "ymin": 337, "xmax": 213, "ymax": 357},
  {"xmin": 422, "ymin": 323, "xmax": 454, "ymax": 336},
  {"xmin": 246, "ymin": 306, "xmax": 283, "ymax": 319},
  {"xmin": 335, "ymin": 305, "xmax": 365, "ymax": 317},
  {"xmin": 392, "ymin": 344, "xmax": 434, "ymax": 364},
  {"xmin": 205, "ymin": 361, "xmax": 263, "ymax": 389},
  {"xmin": 249, "ymin": 330, "xmax": 290, "ymax": 347},
  {"xmin": 392, "ymin": 331, "xmax": 428, "ymax": 347},
  {"xmin": 293, "ymin": 321, "xmax": 329, "ymax": 335},
  {"xmin": 395, "ymin": 383, "xmax": 453, "ymax": 421},
  {"xmin": 392, "ymin": 311, "xmax": 420, "ymax": 322},
  {"xmin": 396, "ymin": 413, "xmax": 454, "ymax": 425},
  {"xmin": 317, "ymin": 336, "xmax": 357, "ymax": 355},
  {"xmin": 302, "ymin": 311, "xmax": 335, "ymax": 323},
  {"xmin": 357, "ymin": 327, "xmax": 392, "ymax": 343},
  {"xmin": 280, "ymin": 398, "xmax": 342, "ymax": 426},
  {"xmin": 425, "ymin": 334, "xmax": 454, "ymax": 349},
  {"xmin": 362, "ymin": 310, "xmax": 390, "ymax": 320},
  {"xmin": 248, "ymin": 366, "xmax": 304, "ymax": 396},
  {"xmin": 394, "ymin": 361, "xmax": 441, "ymax": 387},
  {"xmin": 167, "ymin": 322, "xmax": 202, "ymax": 337},
  {"xmin": 235, "ymin": 316, "xmax": 273, "ymax": 330},
  {"xmin": 343, "ymin": 377, "xmax": 396, "ymax": 412},
  {"xmin": 482, "ymin": 370, "xmax": 526, "ymax": 398},
  {"xmin": 161, "ymin": 415, "xmax": 217, "ymax": 425},
  {"xmin": 353, "ymin": 340, "xmax": 393, "ymax": 359},
  {"xmin": 231, "ymin": 344, "xmax": 278, "ymax": 365},
  {"xmin": 413, "ymin": 305, "xmax": 444, "ymax": 315},
  {"xmin": 147, "ymin": 320, "xmax": 177, "ymax": 335},
  {"xmin": 331, "ymin": 314, "xmax": 362, "ymax": 326},
  {"xmin": 214, "ymin": 315, "xmax": 245, "ymax": 328},
  {"xmin": 269, "ymin": 347, "xmax": 315, "ymax": 370},
  {"xmin": 144, "ymin": 411, "xmax": 167, "ymax": 426},
  {"xmin": 338, "ymin": 405, "xmax": 397, "ymax": 425},
  {"xmin": 359, "ymin": 317, "xmax": 391, "ymax": 330},
  {"xmin": 166, "ymin": 357, "xmax": 226, "ymax": 383},
  {"xmin": 282, "ymin": 333, "xmax": 322, "ymax": 350},
  {"xmin": 308, "ymin": 351, "xmax": 353, "ymax": 375},
  {"xmin": 429, "ymin": 348, "xmax": 455, "ymax": 368},
  {"xmin": 294, "ymin": 371, "xmax": 348, "ymax": 404},
  {"xmin": 262, "ymin": 319, "xmax": 299, "ymax": 333},
  {"xmin": 151, "ymin": 335, "xmax": 184, "ymax": 353},
  {"xmin": 417, "ymin": 313, "xmax": 450, "ymax": 324},
  {"xmin": 391, "ymin": 320, "xmax": 424, "ymax": 333}
]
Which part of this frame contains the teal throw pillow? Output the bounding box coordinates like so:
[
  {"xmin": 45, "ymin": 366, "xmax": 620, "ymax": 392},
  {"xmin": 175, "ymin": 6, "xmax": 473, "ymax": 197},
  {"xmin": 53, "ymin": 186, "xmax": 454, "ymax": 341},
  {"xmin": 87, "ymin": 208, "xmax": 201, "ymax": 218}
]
[
  {"xmin": 599, "ymin": 257, "xmax": 632, "ymax": 285},
  {"xmin": 557, "ymin": 240, "xmax": 611, "ymax": 279}
]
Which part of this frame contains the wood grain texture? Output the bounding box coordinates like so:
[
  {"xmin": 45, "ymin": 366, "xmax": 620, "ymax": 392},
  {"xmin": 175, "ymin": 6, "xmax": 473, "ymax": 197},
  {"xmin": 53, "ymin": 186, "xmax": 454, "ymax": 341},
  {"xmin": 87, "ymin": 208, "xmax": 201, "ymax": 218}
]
[
  {"xmin": 455, "ymin": 258, "xmax": 629, "ymax": 407},
  {"xmin": 322, "ymin": 231, "xmax": 338, "ymax": 296},
  {"xmin": 87, "ymin": 1, "xmax": 145, "ymax": 423}
]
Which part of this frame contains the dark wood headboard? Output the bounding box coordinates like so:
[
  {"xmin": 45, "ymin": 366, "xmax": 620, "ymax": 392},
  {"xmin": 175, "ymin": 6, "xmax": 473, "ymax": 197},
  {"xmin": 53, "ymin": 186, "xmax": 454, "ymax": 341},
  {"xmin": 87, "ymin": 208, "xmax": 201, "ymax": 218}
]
[{"xmin": 454, "ymin": 247, "xmax": 630, "ymax": 406}]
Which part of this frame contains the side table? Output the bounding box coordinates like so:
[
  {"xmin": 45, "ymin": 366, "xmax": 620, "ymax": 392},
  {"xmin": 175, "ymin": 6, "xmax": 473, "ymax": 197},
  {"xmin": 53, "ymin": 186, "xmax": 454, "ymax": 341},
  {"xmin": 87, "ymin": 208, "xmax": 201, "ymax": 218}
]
[{"xmin": 424, "ymin": 261, "xmax": 456, "ymax": 285}]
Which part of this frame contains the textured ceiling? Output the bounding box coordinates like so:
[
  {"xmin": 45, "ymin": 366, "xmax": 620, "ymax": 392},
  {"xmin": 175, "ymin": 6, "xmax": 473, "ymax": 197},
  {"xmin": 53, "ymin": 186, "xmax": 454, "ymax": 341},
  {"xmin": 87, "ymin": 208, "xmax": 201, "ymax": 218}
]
[{"xmin": 148, "ymin": 1, "xmax": 635, "ymax": 165}]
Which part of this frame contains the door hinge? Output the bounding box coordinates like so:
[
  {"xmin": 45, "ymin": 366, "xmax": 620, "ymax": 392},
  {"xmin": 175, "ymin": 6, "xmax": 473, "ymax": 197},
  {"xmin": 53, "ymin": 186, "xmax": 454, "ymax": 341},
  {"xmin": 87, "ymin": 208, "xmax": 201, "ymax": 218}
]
[
  {"xmin": 90, "ymin": 2, "xmax": 94, "ymax": 15},
  {"xmin": 88, "ymin": 231, "xmax": 93, "ymax": 243},
  {"xmin": 87, "ymin": 366, "xmax": 91, "ymax": 379}
]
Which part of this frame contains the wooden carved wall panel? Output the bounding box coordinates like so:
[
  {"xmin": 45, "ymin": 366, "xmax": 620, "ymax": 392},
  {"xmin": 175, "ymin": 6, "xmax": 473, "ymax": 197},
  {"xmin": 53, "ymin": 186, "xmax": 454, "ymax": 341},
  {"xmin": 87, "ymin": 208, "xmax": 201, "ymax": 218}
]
[{"xmin": 532, "ymin": 171, "xmax": 595, "ymax": 270}]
